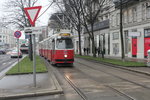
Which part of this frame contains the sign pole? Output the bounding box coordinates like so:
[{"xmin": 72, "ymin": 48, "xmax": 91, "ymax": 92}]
[
  {"xmin": 24, "ymin": 6, "xmax": 42, "ymax": 87},
  {"xmin": 32, "ymin": 34, "xmax": 36, "ymax": 87},
  {"xmin": 14, "ymin": 31, "xmax": 22, "ymax": 72},
  {"xmin": 17, "ymin": 38, "xmax": 20, "ymax": 72}
]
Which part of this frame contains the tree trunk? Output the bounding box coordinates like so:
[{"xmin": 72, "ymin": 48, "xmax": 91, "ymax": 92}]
[
  {"xmin": 91, "ymin": 36, "xmax": 96, "ymax": 57},
  {"xmin": 77, "ymin": 24, "xmax": 82, "ymax": 56},
  {"xmin": 120, "ymin": 0, "xmax": 125, "ymax": 61}
]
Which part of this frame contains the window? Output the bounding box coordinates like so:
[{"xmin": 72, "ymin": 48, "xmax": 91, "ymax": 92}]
[
  {"xmin": 111, "ymin": 15, "xmax": 114, "ymax": 27},
  {"xmin": 128, "ymin": 8, "xmax": 133, "ymax": 23},
  {"xmin": 133, "ymin": 7, "xmax": 137, "ymax": 22},
  {"xmin": 144, "ymin": 29, "xmax": 150, "ymax": 37},
  {"xmin": 123, "ymin": 11, "xmax": 128, "ymax": 24},
  {"xmin": 56, "ymin": 38, "xmax": 73, "ymax": 49},
  {"xmin": 124, "ymin": 30, "xmax": 129, "ymax": 54},
  {"xmin": 142, "ymin": 3, "xmax": 146, "ymax": 20},
  {"xmin": 113, "ymin": 32, "xmax": 119, "ymax": 40},
  {"xmin": 113, "ymin": 43, "xmax": 119, "ymax": 55},
  {"xmin": 116, "ymin": 13, "xmax": 120, "ymax": 26},
  {"xmin": 146, "ymin": 7, "xmax": 150, "ymax": 19}
]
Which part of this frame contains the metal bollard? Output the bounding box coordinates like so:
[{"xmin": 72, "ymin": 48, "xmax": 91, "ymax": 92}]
[{"xmin": 147, "ymin": 49, "xmax": 150, "ymax": 67}]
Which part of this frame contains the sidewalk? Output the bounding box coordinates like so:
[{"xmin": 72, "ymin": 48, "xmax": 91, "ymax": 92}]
[{"xmin": 0, "ymin": 58, "xmax": 62, "ymax": 99}]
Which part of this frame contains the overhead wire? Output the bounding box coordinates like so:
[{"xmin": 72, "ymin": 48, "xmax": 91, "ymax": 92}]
[{"xmin": 37, "ymin": 1, "xmax": 54, "ymax": 19}]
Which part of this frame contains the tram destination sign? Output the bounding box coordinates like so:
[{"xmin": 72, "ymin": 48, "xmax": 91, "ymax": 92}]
[{"xmin": 24, "ymin": 27, "xmax": 42, "ymax": 34}]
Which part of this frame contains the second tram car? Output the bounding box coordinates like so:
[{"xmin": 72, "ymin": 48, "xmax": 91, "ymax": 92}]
[{"xmin": 39, "ymin": 30, "xmax": 74, "ymax": 66}]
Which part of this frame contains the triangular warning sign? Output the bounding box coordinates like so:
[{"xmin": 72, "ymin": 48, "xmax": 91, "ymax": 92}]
[{"xmin": 24, "ymin": 6, "xmax": 42, "ymax": 26}]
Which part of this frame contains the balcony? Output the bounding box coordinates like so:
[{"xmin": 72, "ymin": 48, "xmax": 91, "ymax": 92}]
[{"xmin": 84, "ymin": 19, "xmax": 109, "ymax": 33}]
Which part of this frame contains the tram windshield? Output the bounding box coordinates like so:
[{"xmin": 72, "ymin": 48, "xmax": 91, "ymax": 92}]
[{"xmin": 56, "ymin": 38, "xmax": 73, "ymax": 49}]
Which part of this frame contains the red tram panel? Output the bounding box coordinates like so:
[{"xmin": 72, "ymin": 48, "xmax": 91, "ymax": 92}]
[{"xmin": 39, "ymin": 30, "xmax": 74, "ymax": 66}]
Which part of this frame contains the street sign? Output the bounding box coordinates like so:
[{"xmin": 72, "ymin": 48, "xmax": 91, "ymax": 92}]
[
  {"xmin": 129, "ymin": 32, "xmax": 141, "ymax": 37},
  {"xmin": 14, "ymin": 31, "xmax": 22, "ymax": 38},
  {"xmin": 24, "ymin": 27, "xmax": 43, "ymax": 34},
  {"xmin": 24, "ymin": 6, "xmax": 42, "ymax": 26}
]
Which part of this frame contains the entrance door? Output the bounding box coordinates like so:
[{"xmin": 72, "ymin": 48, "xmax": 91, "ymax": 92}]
[
  {"xmin": 144, "ymin": 37, "xmax": 150, "ymax": 58},
  {"xmin": 132, "ymin": 38, "xmax": 137, "ymax": 57}
]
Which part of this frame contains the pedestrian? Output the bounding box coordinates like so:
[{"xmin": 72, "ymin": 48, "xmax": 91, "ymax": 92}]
[
  {"xmin": 83, "ymin": 48, "xmax": 86, "ymax": 55},
  {"xmin": 87, "ymin": 48, "xmax": 89, "ymax": 55},
  {"xmin": 95, "ymin": 47, "xmax": 97, "ymax": 55},
  {"xmin": 98, "ymin": 47, "xmax": 100, "ymax": 56}
]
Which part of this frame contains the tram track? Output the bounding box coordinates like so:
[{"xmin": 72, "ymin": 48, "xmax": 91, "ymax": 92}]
[
  {"xmin": 57, "ymin": 65, "xmax": 136, "ymax": 100},
  {"xmin": 75, "ymin": 61, "xmax": 150, "ymax": 90},
  {"xmin": 43, "ymin": 56, "xmax": 150, "ymax": 100},
  {"xmin": 76, "ymin": 57, "xmax": 150, "ymax": 77},
  {"xmin": 42, "ymin": 57, "xmax": 88, "ymax": 100},
  {"xmin": 64, "ymin": 74, "xmax": 88, "ymax": 100}
]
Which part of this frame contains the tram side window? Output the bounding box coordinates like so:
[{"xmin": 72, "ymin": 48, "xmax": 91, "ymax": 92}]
[
  {"xmin": 56, "ymin": 39, "xmax": 73, "ymax": 49},
  {"xmin": 52, "ymin": 39, "xmax": 55, "ymax": 50}
]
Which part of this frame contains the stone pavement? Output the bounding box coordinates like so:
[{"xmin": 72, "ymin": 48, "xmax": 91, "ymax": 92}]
[{"xmin": 0, "ymin": 59, "xmax": 63, "ymax": 99}]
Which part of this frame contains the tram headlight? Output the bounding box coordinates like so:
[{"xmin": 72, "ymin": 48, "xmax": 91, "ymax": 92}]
[{"xmin": 64, "ymin": 55, "xmax": 68, "ymax": 58}]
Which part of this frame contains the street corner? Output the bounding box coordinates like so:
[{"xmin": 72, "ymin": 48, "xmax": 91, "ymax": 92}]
[{"xmin": 0, "ymin": 73, "xmax": 63, "ymax": 99}]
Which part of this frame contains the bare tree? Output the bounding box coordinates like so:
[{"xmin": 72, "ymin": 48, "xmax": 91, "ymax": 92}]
[
  {"xmin": 53, "ymin": 0, "xmax": 83, "ymax": 55},
  {"xmin": 80, "ymin": 0, "xmax": 106, "ymax": 57},
  {"xmin": 2, "ymin": 0, "xmax": 38, "ymax": 30},
  {"xmin": 1, "ymin": 0, "xmax": 39, "ymax": 61},
  {"xmin": 57, "ymin": 0, "xmax": 106, "ymax": 57},
  {"xmin": 63, "ymin": 0, "xmax": 83, "ymax": 55}
]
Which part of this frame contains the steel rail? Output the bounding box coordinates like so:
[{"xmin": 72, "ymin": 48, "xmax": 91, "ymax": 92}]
[{"xmin": 64, "ymin": 74, "xmax": 88, "ymax": 100}]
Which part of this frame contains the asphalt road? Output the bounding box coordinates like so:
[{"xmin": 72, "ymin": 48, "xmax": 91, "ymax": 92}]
[
  {"xmin": 0, "ymin": 54, "xmax": 18, "ymax": 72},
  {"xmin": 7, "ymin": 57, "xmax": 150, "ymax": 100}
]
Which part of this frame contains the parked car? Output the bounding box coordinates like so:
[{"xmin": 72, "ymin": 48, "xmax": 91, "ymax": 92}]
[
  {"xmin": 0, "ymin": 49, "xmax": 6, "ymax": 54},
  {"xmin": 10, "ymin": 49, "xmax": 22, "ymax": 58}
]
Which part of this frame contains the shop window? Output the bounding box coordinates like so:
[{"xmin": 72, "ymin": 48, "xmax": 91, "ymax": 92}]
[
  {"xmin": 113, "ymin": 43, "xmax": 119, "ymax": 55},
  {"xmin": 144, "ymin": 29, "xmax": 150, "ymax": 37}
]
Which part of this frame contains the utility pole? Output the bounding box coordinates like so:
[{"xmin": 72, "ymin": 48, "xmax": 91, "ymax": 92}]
[{"xmin": 120, "ymin": 0, "xmax": 125, "ymax": 61}]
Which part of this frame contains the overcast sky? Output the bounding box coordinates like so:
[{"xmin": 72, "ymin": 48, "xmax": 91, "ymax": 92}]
[
  {"xmin": 0, "ymin": 0, "xmax": 58, "ymax": 39},
  {"xmin": 0, "ymin": 0, "xmax": 58, "ymax": 26}
]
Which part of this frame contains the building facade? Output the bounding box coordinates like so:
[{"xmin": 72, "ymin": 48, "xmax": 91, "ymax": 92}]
[
  {"xmin": 0, "ymin": 28, "xmax": 16, "ymax": 48},
  {"xmin": 110, "ymin": 0, "xmax": 150, "ymax": 58},
  {"xmin": 82, "ymin": 0, "xmax": 114, "ymax": 56}
]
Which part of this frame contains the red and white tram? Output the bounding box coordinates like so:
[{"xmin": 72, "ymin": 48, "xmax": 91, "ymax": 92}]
[{"xmin": 39, "ymin": 30, "xmax": 74, "ymax": 66}]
